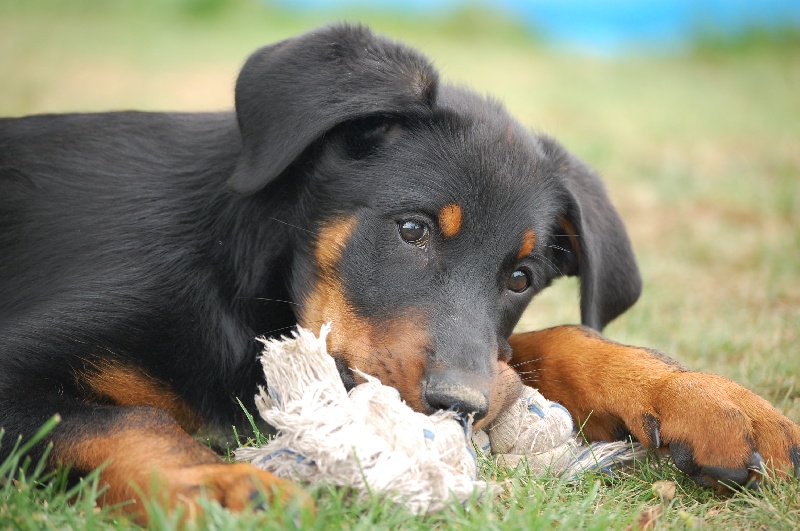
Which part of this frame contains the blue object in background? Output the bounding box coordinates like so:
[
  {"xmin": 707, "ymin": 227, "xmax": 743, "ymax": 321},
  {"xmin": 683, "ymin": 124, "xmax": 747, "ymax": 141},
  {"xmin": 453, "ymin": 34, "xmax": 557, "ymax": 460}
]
[
  {"xmin": 506, "ymin": 0, "xmax": 800, "ymax": 53},
  {"xmin": 272, "ymin": 0, "xmax": 800, "ymax": 54}
]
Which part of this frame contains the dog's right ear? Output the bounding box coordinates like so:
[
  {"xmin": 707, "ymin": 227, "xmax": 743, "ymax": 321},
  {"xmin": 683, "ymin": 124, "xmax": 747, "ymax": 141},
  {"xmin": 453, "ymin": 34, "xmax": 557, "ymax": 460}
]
[
  {"xmin": 227, "ymin": 24, "xmax": 438, "ymax": 195},
  {"xmin": 543, "ymin": 138, "xmax": 642, "ymax": 331}
]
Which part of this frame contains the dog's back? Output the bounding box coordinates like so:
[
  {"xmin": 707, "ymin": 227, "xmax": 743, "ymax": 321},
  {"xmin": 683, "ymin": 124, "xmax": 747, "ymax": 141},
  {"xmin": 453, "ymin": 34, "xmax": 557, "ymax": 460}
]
[{"xmin": 0, "ymin": 111, "xmax": 271, "ymax": 426}]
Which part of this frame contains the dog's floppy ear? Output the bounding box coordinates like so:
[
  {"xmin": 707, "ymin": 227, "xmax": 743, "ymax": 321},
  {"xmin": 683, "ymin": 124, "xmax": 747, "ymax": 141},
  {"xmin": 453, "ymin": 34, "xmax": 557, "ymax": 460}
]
[
  {"xmin": 545, "ymin": 139, "xmax": 642, "ymax": 331},
  {"xmin": 228, "ymin": 24, "xmax": 438, "ymax": 195}
]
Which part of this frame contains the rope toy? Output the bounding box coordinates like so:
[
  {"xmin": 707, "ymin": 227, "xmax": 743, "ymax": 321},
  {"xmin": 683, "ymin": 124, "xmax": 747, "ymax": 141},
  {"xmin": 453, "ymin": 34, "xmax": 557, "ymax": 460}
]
[{"xmin": 236, "ymin": 325, "xmax": 646, "ymax": 514}]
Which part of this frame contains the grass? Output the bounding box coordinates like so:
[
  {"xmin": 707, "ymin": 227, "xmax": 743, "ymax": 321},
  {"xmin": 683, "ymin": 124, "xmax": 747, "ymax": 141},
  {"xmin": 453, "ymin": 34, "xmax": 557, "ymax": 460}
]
[{"xmin": 1, "ymin": 1, "xmax": 799, "ymax": 528}]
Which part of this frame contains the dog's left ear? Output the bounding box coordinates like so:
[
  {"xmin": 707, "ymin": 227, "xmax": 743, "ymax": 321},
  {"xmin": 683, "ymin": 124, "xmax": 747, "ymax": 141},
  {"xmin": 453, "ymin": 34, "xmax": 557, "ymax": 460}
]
[
  {"xmin": 228, "ymin": 24, "xmax": 438, "ymax": 195},
  {"xmin": 545, "ymin": 139, "xmax": 642, "ymax": 331}
]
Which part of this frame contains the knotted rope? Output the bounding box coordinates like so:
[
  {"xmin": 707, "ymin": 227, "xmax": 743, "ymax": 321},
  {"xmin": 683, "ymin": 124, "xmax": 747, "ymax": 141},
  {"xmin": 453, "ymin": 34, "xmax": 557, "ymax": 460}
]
[{"xmin": 236, "ymin": 325, "xmax": 645, "ymax": 514}]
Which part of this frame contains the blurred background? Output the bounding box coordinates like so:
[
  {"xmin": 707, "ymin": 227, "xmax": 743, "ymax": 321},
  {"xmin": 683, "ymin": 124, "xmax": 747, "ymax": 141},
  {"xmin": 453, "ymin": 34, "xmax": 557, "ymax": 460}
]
[{"xmin": 1, "ymin": 0, "xmax": 798, "ymax": 419}]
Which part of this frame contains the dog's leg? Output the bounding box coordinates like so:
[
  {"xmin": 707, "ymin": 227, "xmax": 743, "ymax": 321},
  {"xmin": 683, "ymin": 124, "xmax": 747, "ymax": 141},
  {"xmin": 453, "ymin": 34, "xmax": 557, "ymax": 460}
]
[
  {"xmin": 509, "ymin": 325, "xmax": 800, "ymax": 488},
  {"xmin": 3, "ymin": 397, "xmax": 308, "ymax": 523}
]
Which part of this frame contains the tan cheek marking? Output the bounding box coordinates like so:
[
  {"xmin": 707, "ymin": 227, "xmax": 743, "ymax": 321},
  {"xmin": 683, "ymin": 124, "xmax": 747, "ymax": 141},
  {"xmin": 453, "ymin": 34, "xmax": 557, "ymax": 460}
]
[
  {"xmin": 350, "ymin": 312, "xmax": 429, "ymax": 412},
  {"xmin": 299, "ymin": 215, "xmax": 363, "ymax": 338},
  {"xmin": 315, "ymin": 216, "xmax": 359, "ymax": 271},
  {"xmin": 80, "ymin": 362, "xmax": 201, "ymax": 432},
  {"xmin": 438, "ymin": 203, "xmax": 463, "ymax": 238},
  {"xmin": 299, "ymin": 216, "xmax": 431, "ymax": 412},
  {"xmin": 517, "ymin": 229, "xmax": 536, "ymax": 260}
]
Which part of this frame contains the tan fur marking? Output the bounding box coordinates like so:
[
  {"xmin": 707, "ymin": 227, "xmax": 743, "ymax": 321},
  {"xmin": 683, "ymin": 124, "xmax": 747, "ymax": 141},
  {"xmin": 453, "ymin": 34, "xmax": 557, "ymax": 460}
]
[
  {"xmin": 340, "ymin": 312, "xmax": 429, "ymax": 412},
  {"xmin": 300, "ymin": 216, "xmax": 367, "ymax": 348},
  {"xmin": 508, "ymin": 326, "xmax": 800, "ymax": 480},
  {"xmin": 517, "ymin": 229, "xmax": 536, "ymax": 259},
  {"xmin": 300, "ymin": 216, "xmax": 430, "ymax": 411},
  {"xmin": 315, "ymin": 216, "xmax": 359, "ymax": 270},
  {"xmin": 53, "ymin": 408, "xmax": 307, "ymax": 524},
  {"xmin": 81, "ymin": 362, "xmax": 201, "ymax": 432},
  {"xmin": 438, "ymin": 203, "xmax": 463, "ymax": 238}
]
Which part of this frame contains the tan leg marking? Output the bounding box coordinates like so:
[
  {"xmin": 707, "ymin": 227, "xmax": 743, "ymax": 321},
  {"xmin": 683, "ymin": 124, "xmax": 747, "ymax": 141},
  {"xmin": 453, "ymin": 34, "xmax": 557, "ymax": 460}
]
[{"xmin": 79, "ymin": 360, "xmax": 201, "ymax": 432}]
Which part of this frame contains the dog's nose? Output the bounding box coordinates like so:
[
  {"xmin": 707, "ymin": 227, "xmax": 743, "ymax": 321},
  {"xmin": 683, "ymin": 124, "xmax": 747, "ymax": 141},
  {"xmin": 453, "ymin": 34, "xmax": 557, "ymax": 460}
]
[{"xmin": 425, "ymin": 381, "xmax": 489, "ymax": 421}]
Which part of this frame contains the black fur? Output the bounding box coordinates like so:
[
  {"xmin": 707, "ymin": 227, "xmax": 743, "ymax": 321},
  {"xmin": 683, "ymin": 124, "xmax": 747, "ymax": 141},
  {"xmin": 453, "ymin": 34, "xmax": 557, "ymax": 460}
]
[{"xmin": 0, "ymin": 25, "xmax": 640, "ymax": 463}]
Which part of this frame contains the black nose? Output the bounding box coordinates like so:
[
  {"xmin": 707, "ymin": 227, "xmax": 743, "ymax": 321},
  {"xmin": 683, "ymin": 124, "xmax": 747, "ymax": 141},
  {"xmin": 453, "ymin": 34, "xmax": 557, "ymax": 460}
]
[{"xmin": 425, "ymin": 381, "xmax": 489, "ymax": 421}]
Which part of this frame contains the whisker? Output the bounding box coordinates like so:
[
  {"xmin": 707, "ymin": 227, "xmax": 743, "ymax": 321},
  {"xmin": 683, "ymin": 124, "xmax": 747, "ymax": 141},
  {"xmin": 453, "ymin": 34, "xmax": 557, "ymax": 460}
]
[
  {"xmin": 520, "ymin": 377, "xmax": 566, "ymax": 386},
  {"xmin": 513, "ymin": 369, "xmax": 543, "ymax": 377},
  {"xmin": 509, "ymin": 357, "xmax": 546, "ymax": 369},
  {"xmin": 268, "ymin": 216, "xmax": 315, "ymax": 235},
  {"xmin": 547, "ymin": 244, "xmax": 571, "ymax": 254},
  {"xmin": 533, "ymin": 255, "xmax": 563, "ymax": 276},
  {"xmin": 509, "ymin": 352, "xmax": 585, "ymax": 369},
  {"xmin": 257, "ymin": 324, "xmax": 300, "ymax": 337},
  {"xmin": 238, "ymin": 297, "xmax": 303, "ymax": 307}
]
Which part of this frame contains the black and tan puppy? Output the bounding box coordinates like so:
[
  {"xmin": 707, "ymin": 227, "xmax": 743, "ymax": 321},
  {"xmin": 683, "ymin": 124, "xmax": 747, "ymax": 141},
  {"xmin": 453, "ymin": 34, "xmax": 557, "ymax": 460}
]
[{"xmin": 0, "ymin": 24, "xmax": 797, "ymax": 518}]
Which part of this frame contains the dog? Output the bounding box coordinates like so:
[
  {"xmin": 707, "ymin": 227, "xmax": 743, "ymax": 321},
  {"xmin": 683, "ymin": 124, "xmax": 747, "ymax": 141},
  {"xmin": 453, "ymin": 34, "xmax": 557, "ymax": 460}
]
[{"xmin": 1, "ymin": 24, "xmax": 798, "ymax": 519}]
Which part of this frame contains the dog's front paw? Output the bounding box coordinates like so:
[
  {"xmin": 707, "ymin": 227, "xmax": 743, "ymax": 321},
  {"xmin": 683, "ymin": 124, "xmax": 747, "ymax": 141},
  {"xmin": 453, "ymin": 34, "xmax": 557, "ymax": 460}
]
[{"xmin": 646, "ymin": 372, "xmax": 799, "ymax": 489}]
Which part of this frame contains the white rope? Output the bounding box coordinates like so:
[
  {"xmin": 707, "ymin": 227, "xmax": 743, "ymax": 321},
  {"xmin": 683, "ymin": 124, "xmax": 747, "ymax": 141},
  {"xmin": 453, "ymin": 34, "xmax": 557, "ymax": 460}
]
[{"xmin": 236, "ymin": 325, "xmax": 646, "ymax": 514}]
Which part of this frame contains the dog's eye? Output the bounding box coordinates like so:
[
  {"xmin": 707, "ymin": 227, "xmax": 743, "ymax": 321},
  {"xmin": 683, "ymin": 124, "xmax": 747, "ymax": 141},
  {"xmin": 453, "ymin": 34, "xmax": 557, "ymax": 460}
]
[
  {"xmin": 398, "ymin": 220, "xmax": 429, "ymax": 247},
  {"xmin": 507, "ymin": 268, "xmax": 531, "ymax": 293}
]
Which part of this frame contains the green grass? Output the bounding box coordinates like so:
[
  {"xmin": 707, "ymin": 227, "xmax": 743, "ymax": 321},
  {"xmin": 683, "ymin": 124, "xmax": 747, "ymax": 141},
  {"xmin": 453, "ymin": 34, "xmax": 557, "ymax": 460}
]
[
  {"xmin": 4, "ymin": 419, "xmax": 799, "ymax": 530},
  {"xmin": 1, "ymin": 1, "xmax": 799, "ymax": 529},
  {"xmin": 0, "ymin": 417, "xmax": 116, "ymax": 529}
]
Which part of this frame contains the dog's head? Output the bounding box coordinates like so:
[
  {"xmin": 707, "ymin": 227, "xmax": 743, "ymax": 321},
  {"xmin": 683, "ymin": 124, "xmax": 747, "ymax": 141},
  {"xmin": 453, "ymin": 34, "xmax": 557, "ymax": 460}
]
[{"xmin": 230, "ymin": 25, "xmax": 641, "ymax": 426}]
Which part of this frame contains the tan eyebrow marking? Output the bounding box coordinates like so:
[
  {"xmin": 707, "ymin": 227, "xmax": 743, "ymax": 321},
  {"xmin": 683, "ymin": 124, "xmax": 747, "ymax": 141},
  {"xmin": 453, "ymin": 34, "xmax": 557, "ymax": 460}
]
[
  {"xmin": 517, "ymin": 229, "xmax": 537, "ymax": 259},
  {"xmin": 438, "ymin": 203, "xmax": 463, "ymax": 238}
]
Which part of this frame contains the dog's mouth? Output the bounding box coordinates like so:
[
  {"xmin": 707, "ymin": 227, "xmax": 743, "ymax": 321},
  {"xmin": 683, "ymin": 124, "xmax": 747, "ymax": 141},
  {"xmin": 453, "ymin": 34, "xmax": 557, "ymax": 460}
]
[
  {"xmin": 333, "ymin": 355, "xmax": 358, "ymax": 392},
  {"xmin": 331, "ymin": 350, "xmax": 495, "ymax": 420},
  {"xmin": 331, "ymin": 350, "xmax": 429, "ymax": 414}
]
